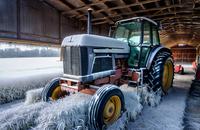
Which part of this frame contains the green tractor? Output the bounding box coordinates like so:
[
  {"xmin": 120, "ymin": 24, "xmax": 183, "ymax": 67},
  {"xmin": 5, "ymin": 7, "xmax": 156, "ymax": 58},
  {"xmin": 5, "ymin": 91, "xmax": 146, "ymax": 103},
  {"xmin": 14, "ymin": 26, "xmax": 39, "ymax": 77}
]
[{"xmin": 42, "ymin": 17, "xmax": 174, "ymax": 129}]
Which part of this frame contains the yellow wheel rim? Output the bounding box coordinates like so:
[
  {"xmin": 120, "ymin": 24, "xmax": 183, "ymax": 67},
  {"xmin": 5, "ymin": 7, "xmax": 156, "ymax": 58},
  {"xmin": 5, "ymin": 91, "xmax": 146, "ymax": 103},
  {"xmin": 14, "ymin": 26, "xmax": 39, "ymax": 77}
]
[
  {"xmin": 103, "ymin": 96, "xmax": 121, "ymax": 124},
  {"xmin": 51, "ymin": 86, "xmax": 64, "ymax": 100},
  {"xmin": 162, "ymin": 59, "xmax": 173, "ymax": 92}
]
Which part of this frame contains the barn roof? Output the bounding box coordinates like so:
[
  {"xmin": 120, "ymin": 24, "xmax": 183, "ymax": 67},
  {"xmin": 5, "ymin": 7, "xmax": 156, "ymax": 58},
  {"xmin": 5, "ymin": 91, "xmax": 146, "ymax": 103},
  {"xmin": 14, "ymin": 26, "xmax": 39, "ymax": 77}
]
[{"xmin": 44, "ymin": 0, "xmax": 200, "ymax": 47}]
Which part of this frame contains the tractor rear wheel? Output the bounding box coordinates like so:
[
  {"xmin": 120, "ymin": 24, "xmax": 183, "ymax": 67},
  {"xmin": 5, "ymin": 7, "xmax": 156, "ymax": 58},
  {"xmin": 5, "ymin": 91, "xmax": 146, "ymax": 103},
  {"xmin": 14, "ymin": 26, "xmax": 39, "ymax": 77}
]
[
  {"xmin": 148, "ymin": 52, "xmax": 174, "ymax": 94},
  {"xmin": 88, "ymin": 84, "xmax": 125, "ymax": 129},
  {"xmin": 42, "ymin": 78, "xmax": 67, "ymax": 101}
]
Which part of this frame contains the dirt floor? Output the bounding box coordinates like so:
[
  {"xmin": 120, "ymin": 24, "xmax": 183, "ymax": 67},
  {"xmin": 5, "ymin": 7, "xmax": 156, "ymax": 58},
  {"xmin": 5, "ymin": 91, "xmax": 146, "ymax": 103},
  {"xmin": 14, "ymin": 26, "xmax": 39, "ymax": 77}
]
[{"xmin": 128, "ymin": 67, "xmax": 195, "ymax": 130}]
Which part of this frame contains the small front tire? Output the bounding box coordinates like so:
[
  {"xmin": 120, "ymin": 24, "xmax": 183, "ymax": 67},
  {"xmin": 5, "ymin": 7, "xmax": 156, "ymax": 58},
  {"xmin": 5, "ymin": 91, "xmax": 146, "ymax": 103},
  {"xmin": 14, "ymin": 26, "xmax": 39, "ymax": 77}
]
[
  {"xmin": 42, "ymin": 78, "xmax": 67, "ymax": 102},
  {"xmin": 88, "ymin": 84, "xmax": 125, "ymax": 129}
]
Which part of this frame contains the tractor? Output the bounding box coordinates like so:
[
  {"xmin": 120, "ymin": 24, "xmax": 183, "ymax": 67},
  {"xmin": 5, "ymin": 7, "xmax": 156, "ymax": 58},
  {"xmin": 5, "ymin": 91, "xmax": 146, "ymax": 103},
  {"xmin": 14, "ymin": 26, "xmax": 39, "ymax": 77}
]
[{"xmin": 42, "ymin": 16, "xmax": 174, "ymax": 129}]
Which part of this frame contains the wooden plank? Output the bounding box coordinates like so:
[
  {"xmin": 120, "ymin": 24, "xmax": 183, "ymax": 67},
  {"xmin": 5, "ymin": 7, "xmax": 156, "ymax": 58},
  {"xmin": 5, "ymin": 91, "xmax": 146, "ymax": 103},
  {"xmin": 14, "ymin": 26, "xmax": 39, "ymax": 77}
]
[
  {"xmin": 0, "ymin": 0, "xmax": 17, "ymax": 37},
  {"xmin": 44, "ymin": 0, "xmax": 71, "ymax": 11},
  {"xmin": 17, "ymin": 0, "xmax": 20, "ymax": 39},
  {"xmin": 90, "ymin": 4, "xmax": 183, "ymax": 22},
  {"xmin": 94, "ymin": 0, "xmax": 160, "ymax": 14},
  {"xmin": 117, "ymin": 0, "xmax": 132, "ymax": 13},
  {"xmin": 136, "ymin": 0, "xmax": 146, "ymax": 10},
  {"xmin": 62, "ymin": 1, "xmax": 107, "ymax": 14},
  {"xmin": 75, "ymin": 0, "xmax": 160, "ymax": 19}
]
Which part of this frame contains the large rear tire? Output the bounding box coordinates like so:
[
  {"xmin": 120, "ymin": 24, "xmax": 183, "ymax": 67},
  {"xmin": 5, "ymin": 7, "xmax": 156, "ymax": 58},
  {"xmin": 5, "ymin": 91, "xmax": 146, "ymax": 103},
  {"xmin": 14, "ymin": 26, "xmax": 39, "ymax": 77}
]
[
  {"xmin": 42, "ymin": 78, "xmax": 67, "ymax": 102},
  {"xmin": 88, "ymin": 84, "xmax": 125, "ymax": 129},
  {"xmin": 148, "ymin": 52, "xmax": 174, "ymax": 94}
]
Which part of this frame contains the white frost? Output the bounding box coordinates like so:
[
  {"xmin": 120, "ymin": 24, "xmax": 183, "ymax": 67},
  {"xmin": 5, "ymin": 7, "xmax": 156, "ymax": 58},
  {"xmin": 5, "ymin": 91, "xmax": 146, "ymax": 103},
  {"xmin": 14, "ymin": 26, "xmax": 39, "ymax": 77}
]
[
  {"xmin": 0, "ymin": 93, "xmax": 91, "ymax": 130},
  {"xmin": 0, "ymin": 57, "xmax": 62, "ymax": 104},
  {"xmin": 139, "ymin": 85, "xmax": 162, "ymax": 107},
  {"xmin": 24, "ymin": 88, "xmax": 43, "ymax": 105},
  {"xmin": 0, "ymin": 84, "xmax": 163, "ymax": 130}
]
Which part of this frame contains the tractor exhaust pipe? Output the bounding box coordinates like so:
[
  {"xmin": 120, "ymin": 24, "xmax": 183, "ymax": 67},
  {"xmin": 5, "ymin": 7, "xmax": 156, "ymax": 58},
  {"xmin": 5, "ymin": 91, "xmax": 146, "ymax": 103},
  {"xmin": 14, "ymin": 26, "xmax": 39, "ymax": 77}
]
[{"xmin": 87, "ymin": 8, "xmax": 93, "ymax": 34}]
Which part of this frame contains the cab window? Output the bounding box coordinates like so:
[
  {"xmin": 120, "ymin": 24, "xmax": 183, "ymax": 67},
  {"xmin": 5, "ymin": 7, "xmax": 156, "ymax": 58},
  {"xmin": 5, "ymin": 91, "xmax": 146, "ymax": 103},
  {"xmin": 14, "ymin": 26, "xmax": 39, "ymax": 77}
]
[
  {"xmin": 152, "ymin": 26, "xmax": 160, "ymax": 45},
  {"xmin": 115, "ymin": 21, "xmax": 141, "ymax": 46},
  {"xmin": 143, "ymin": 22, "xmax": 151, "ymax": 45}
]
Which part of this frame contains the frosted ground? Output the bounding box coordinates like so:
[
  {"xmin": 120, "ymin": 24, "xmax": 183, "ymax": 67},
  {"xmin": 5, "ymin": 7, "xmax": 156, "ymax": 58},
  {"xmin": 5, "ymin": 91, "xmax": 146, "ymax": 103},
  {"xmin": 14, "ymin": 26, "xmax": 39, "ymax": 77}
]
[
  {"xmin": 0, "ymin": 58, "xmax": 194, "ymax": 129},
  {"xmin": 0, "ymin": 57, "xmax": 62, "ymax": 104},
  {"xmin": 128, "ymin": 67, "xmax": 194, "ymax": 130}
]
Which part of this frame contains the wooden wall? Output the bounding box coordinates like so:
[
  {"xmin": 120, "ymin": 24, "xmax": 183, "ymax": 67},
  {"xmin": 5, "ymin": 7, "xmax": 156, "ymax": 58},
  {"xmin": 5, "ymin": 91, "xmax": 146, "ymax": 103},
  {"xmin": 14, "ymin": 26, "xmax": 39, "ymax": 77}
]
[
  {"xmin": 0, "ymin": 0, "xmax": 17, "ymax": 38},
  {"xmin": 0, "ymin": 0, "xmax": 109, "ymax": 45},
  {"xmin": 171, "ymin": 45, "xmax": 196, "ymax": 64}
]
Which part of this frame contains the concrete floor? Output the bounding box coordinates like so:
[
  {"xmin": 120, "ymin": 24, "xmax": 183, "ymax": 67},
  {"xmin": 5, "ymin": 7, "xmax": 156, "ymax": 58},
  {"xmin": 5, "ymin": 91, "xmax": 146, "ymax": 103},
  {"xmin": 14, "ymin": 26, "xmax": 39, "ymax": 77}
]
[
  {"xmin": 183, "ymin": 79, "xmax": 200, "ymax": 130},
  {"xmin": 128, "ymin": 67, "xmax": 194, "ymax": 130}
]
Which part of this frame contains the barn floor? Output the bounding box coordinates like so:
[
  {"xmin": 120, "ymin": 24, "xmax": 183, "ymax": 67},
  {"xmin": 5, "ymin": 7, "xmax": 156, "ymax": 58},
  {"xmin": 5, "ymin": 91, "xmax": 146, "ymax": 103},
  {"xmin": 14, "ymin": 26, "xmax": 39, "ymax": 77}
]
[
  {"xmin": 128, "ymin": 66, "xmax": 194, "ymax": 130},
  {"xmin": 0, "ymin": 60, "xmax": 197, "ymax": 130},
  {"xmin": 183, "ymin": 79, "xmax": 200, "ymax": 129}
]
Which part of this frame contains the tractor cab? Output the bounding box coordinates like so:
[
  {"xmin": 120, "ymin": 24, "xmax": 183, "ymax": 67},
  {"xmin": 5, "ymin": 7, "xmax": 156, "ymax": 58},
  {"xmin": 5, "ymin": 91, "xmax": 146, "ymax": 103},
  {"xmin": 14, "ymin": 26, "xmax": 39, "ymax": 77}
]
[{"xmin": 114, "ymin": 17, "xmax": 160, "ymax": 69}]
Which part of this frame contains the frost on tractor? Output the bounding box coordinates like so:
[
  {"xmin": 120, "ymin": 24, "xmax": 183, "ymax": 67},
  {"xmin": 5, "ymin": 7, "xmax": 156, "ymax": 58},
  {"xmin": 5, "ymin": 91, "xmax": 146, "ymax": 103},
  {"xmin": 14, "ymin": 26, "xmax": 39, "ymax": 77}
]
[
  {"xmin": 38, "ymin": 17, "xmax": 173, "ymax": 129},
  {"xmin": 0, "ymin": 17, "xmax": 174, "ymax": 130}
]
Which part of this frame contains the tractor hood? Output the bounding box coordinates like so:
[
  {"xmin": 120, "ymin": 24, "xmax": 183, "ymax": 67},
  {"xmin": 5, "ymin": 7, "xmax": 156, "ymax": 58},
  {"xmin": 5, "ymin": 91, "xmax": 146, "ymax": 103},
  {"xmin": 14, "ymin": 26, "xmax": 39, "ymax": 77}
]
[{"xmin": 62, "ymin": 34, "xmax": 130, "ymax": 53}]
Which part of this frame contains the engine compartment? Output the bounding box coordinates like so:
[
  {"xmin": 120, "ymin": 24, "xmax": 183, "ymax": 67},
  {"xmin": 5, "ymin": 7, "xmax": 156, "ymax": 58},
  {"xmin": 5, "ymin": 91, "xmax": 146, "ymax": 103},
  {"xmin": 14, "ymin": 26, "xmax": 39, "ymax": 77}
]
[{"xmin": 61, "ymin": 34, "xmax": 130, "ymax": 82}]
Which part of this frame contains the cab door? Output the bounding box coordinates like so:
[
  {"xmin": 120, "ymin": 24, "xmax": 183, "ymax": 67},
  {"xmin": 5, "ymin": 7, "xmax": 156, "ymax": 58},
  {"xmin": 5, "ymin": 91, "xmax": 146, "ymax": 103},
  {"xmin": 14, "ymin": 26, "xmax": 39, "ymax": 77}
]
[
  {"xmin": 139, "ymin": 21, "xmax": 152, "ymax": 68},
  {"xmin": 128, "ymin": 21, "xmax": 152, "ymax": 68}
]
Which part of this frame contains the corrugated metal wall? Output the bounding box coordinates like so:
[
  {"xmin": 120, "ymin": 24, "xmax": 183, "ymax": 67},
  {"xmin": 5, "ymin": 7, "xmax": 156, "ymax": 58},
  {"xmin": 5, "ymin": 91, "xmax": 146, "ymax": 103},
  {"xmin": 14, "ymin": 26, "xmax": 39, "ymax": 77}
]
[{"xmin": 0, "ymin": 0, "xmax": 109, "ymax": 45}]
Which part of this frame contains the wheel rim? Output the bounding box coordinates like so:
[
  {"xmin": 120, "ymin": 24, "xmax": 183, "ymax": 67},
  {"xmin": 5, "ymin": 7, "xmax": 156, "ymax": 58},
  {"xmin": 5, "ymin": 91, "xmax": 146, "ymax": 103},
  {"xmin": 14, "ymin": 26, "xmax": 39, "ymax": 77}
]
[
  {"xmin": 51, "ymin": 86, "xmax": 65, "ymax": 100},
  {"xmin": 103, "ymin": 96, "xmax": 121, "ymax": 124},
  {"xmin": 162, "ymin": 59, "xmax": 173, "ymax": 92}
]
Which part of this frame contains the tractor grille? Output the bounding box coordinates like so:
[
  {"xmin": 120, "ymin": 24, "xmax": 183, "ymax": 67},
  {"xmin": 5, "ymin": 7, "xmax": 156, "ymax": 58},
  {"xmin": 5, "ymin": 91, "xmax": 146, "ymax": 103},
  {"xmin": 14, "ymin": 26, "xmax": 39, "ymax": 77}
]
[
  {"xmin": 63, "ymin": 47, "xmax": 88, "ymax": 76},
  {"xmin": 92, "ymin": 57, "xmax": 113, "ymax": 73}
]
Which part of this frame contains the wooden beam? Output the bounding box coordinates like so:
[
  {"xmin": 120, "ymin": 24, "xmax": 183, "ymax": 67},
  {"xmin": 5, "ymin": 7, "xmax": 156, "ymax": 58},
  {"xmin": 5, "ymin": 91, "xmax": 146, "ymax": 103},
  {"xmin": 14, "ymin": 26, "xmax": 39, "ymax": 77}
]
[
  {"xmin": 118, "ymin": 0, "xmax": 132, "ymax": 12},
  {"xmin": 59, "ymin": 0, "xmax": 75, "ymax": 9},
  {"xmin": 165, "ymin": 0, "xmax": 172, "ymax": 12},
  {"xmin": 77, "ymin": 0, "xmax": 160, "ymax": 19},
  {"xmin": 90, "ymin": 4, "xmax": 183, "ymax": 22},
  {"xmin": 153, "ymin": 14, "xmax": 200, "ymax": 22},
  {"xmin": 62, "ymin": 1, "xmax": 106, "ymax": 15},
  {"xmin": 179, "ymin": 0, "xmax": 182, "ymax": 4},
  {"xmin": 151, "ymin": 10, "xmax": 200, "ymax": 20},
  {"xmin": 136, "ymin": 0, "xmax": 146, "ymax": 10},
  {"xmin": 93, "ymin": 20, "xmax": 109, "ymax": 25}
]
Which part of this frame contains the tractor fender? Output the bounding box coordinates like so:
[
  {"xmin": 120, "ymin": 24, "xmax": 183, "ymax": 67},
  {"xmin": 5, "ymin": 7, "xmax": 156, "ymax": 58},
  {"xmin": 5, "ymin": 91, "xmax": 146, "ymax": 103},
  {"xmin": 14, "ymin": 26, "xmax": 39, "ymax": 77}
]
[{"xmin": 146, "ymin": 45, "xmax": 172, "ymax": 70}]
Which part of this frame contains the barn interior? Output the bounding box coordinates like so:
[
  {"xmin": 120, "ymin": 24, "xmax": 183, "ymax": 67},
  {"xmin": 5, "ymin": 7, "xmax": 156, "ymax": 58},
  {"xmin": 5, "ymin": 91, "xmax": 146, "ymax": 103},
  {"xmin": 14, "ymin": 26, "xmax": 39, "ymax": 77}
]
[{"xmin": 0, "ymin": 0, "xmax": 200, "ymax": 129}]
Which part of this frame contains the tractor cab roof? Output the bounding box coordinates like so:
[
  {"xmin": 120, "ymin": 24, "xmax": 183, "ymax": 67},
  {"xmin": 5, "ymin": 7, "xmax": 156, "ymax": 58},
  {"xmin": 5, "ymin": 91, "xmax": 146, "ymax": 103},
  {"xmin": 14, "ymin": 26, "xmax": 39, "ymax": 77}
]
[{"xmin": 116, "ymin": 17, "xmax": 158, "ymax": 26}]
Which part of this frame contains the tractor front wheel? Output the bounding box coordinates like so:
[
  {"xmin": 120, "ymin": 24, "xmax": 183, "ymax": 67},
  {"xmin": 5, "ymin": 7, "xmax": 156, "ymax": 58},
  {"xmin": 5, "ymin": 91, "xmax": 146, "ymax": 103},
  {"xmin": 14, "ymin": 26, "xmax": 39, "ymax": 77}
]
[
  {"xmin": 148, "ymin": 52, "xmax": 174, "ymax": 94},
  {"xmin": 88, "ymin": 84, "xmax": 125, "ymax": 129},
  {"xmin": 42, "ymin": 78, "xmax": 67, "ymax": 102}
]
